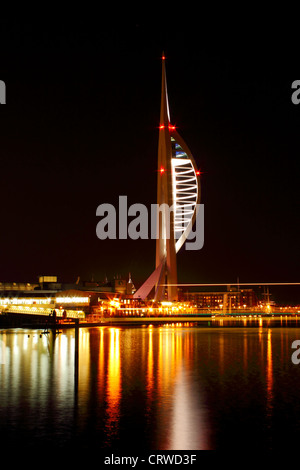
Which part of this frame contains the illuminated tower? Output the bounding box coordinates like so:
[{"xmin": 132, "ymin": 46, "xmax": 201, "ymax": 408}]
[{"xmin": 134, "ymin": 54, "xmax": 200, "ymax": 301}]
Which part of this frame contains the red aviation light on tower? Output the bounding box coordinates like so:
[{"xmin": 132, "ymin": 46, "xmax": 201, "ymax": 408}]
[
  {"xmin": 158, "ymin": 124, "xmax": 176, "ymax": 131},
  {"xmin": 160, "ymin": 166, "xmax": 165, "ymax": 174},
  {"xmin": 162, "ymin": 54, "xmax": 166, "ymax": 61},
  {"xmin": 196, "ymin": 170, "xmax": 200, "ymax": 176}
]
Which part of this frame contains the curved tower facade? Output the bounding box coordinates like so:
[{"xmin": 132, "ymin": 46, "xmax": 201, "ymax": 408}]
[{"xmin": 134, "ymin": 56, "xmax": 200, "ymax": 301}]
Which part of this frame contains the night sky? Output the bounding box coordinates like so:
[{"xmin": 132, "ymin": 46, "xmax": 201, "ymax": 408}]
[{"xmin": 0, "ymin": 19, "xmax": 299, "ymax": 303}]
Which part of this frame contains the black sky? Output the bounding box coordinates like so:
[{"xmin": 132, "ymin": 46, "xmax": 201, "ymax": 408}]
[{"xmin": 0, "ymin": 18, "xmax": 299, "ymax": 303}]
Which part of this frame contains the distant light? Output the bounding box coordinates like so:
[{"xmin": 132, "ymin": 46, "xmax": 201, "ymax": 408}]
[
  {"xmin": 0, "ymin": 297, "xmax": 52, "ymax": 305},
  {"xmin": 196, "ymin": 170, "xmax": 200, "ymax": 176},
  {"xmin": 160, "ymin": 167, "xmax": 165, "ymax": 174},
  {"xmin": 162, "ymin": 55, "xmax": 166, "ymax": 60},
  {"xmin": 159, "ymin": 124, "xmax": 176, "ymax": 131},
  {"xmin": 56, "ymin": 296, "xmax": 89, "ymax": 304}
]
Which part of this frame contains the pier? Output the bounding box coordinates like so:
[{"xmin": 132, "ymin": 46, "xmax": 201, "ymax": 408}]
[{"xmin": 1, "ymin": 309, "xmax": 300, "ymax": 329}]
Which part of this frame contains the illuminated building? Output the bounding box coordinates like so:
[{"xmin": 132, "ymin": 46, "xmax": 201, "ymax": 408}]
[
  {"xmin": 181, "ymin": 288, "xmax": 258, "ymax": 310},
  {"xmin": 134, "ymin": 54, "xmax": 200, "ymax": 302},
  {"xmin": 0, "ymin": 274, "xmax": 132, "ymax": 315}
]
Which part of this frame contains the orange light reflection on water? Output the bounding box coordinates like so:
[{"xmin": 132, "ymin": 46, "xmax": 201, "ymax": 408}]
[
  {"xmin": 77, "ymin": 325, "xmax": 212, "ymax": 449},
  {"xmin": 266, "ymin": 328, "xmax": 273, "ymax": 418},
  {"xmin": 105, "ymin": 328, "xmax": 121, "ymax": 437},
  {"xmin": 146, "ymin": 326, "xmax": 154, "ymax": 405},
  {"xmin": 156, "ymin": 325, "xmax": 211, "ymax": 450}
]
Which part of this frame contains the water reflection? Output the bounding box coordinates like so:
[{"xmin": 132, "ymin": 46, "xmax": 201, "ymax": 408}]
[
  {"xmin": 146, "ymin": 326, "xmax": 154, "ymax": 406},
  {"xmin": 2, "ymin": 325, "xmax": 300, "ymax": 450},
  {"xmin": 0, "ymin": 330, "xmax": 76, "ymax": 449},
  {"xmin": 170, "ymin": 366, "xmax": 210, "ymax": 450},
  {"xmin": 153, "ymin": 326, "xmax": 211, "ymax": 449},
  {"xmin": 105, "ymin": 328, "xmax": 121, "ymax": 441},
  {"xmin": 266, "ymin": 328, "xmax": 273, "ymax": 418}
]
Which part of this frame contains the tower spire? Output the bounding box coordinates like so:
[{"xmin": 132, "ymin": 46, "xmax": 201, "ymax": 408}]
[
  {"xmin": 160, "ymin": 52, "xmax": 170, "ymax": 127},
  {"xmin": 155, "ymin": 54, "xmax": 178, "ymax": 301},
  {"xmin": 133, "ymin": 55, "xmax": 200, "ymax": 302}
]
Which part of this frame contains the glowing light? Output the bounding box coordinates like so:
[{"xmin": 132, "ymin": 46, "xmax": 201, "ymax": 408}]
[
  {"xmin": 110, "ymin": 300, "xmax": 120, "ymax": 309},
  {"xmin": 4, "ymin": 304, "xmax": 85, "ymax": 318},
  {"xmin": 265, "ymin": 303, "xmax": 271, "ymax": 313},
  {"xmin": 106, "ymin": 328, "xmax": 121, "ymax": 430},
  {"xmin": 0, "ymin": 297, "xmax": 53, "ymax": 305},
  {"xmin": 159, "ymin": 124, "xmax": 176, "ymax": 131},
  {"xmin": 56, "ymin": 296, "xmax": 89, "ymax": 304},
  {"xmin": 160, "ymin": 166, "xmax": 165, "ymax": 174},
  {"xmin": 196, "ymin": 170, "xmax": 200, "ymax": 176},
  {"xmin": 162, "ymin": 55, "xmax": 166, "ymax": 60}
]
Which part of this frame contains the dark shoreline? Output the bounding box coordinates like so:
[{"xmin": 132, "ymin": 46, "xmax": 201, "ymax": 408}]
[{"xmin": 1, "ymin": 312, "xmax": 300, "ymax": 329}]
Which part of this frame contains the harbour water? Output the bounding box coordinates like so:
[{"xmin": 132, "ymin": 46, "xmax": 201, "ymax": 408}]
[{"xmin": 1, "ymin": 320, "xmax": 300, "ymax": 452}]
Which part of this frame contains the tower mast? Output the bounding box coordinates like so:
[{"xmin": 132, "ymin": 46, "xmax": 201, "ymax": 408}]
[
  {"xmin": 133, "ymin": 54, "xmax": 200, "ymax": 302},
  {"xmin": 154, "ymin": 54, "xmax": 178, "ymax": 301}
]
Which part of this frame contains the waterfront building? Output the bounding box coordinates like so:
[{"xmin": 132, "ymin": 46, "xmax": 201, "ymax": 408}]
[
  {"xmin": 0, "ymin": 274, "xmax": 138, "ymax": 320},
  {"xmin": 181, "ymin": 288, "xmax": 258, "ymax": 311}
]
